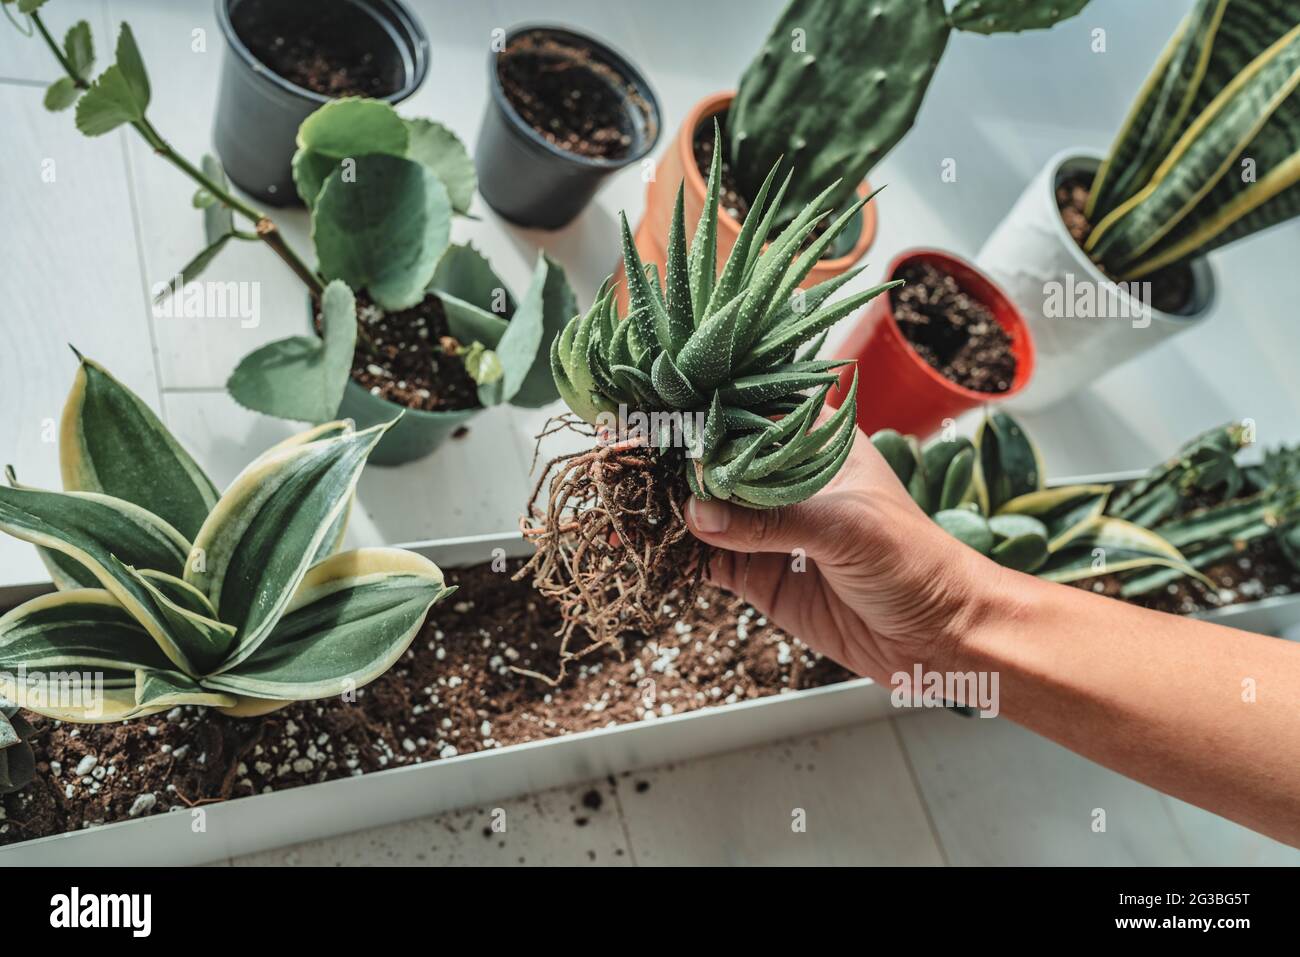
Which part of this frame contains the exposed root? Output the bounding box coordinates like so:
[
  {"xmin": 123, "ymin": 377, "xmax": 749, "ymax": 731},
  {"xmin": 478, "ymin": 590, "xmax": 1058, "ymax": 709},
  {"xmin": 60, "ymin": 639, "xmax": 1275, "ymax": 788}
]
[{"xmin": 515, "ymin": 424, "xmax": 709, "ymax": 685}]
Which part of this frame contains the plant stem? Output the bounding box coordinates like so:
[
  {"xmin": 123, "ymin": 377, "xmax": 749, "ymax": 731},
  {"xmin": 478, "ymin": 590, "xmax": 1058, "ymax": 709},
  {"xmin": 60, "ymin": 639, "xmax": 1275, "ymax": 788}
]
[{"xmin": 30, "ymin": 10, "xmax": 325, "ymax": 299}]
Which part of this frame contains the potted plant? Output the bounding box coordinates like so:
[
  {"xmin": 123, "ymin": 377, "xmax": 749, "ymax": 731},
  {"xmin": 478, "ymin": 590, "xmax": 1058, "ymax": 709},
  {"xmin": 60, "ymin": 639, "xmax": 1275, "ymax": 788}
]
[
  {"xmin": 226, "ymin": 96, "xmax": 579, "ymax": 465},
  {"xmin": 632, "ymin": 0, "xmax": 1092, "ymax": 290},
  {"xmin": 11, "ymin": 4, "xmax": 574, "ymax": 467},
  {"xmin": 876, "ymin": 409, "xmax": 1300, "ymax": 618},
  {"xmin": 977, "ymin": 0, "xmax": 1300, "ymax": 411},
  {"xmin": 829, "ymin": 249, "xmax": 1035, "ymax": 439},
  {"xmin": 474, "ymin": 24, "xmax": 662, "ymax": 229},
  {"xmin": 0, "ymin": 354, "xmax": 451, "ymax": 805},
  {"xmin": 213, "ymin": 0, "xmax": 431, "ymax": 205}
]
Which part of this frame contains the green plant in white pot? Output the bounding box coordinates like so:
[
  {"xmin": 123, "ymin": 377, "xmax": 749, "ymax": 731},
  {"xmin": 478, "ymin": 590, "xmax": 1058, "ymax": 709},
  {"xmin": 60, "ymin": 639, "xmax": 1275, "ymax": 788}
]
[
  {"xmin": 0, "ymin": 354, "xmax": 451, "ymax": 796},
  {"xmin": 978, "ymin": 0, "xmax": 1300, "ymax": 410}
]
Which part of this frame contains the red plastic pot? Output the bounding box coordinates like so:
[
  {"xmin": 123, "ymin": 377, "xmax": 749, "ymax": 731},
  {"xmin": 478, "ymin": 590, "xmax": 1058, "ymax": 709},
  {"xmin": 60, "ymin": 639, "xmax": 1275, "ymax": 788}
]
[{"xmin": 830, "ymin": 249, "xmax": 1035, "ymax": 439}]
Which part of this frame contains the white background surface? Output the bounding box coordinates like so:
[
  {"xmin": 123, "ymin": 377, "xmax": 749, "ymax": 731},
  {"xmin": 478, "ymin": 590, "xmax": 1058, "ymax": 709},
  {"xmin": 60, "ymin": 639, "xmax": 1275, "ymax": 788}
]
[{"xmin": 2, "ymin": 0, "xmax": 1298, "ymax": 865}]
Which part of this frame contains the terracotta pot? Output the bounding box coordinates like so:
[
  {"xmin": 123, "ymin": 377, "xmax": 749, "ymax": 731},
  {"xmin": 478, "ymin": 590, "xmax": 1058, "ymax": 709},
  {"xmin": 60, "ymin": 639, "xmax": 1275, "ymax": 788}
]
[
  {"xmin": 620, "ymin": 91, "xmax": 878, "ymax": 304},
  {"xmin": 829, "ymin": 249, "xmax": 1035, "ymax": 439}
]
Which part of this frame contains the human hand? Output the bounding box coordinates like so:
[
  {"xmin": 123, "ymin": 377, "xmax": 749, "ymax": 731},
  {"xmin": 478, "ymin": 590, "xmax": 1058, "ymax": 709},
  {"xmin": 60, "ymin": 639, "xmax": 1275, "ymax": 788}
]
[{"xmin": 686, "ymin": 424, "xmax": 1002, "ymax": 683}]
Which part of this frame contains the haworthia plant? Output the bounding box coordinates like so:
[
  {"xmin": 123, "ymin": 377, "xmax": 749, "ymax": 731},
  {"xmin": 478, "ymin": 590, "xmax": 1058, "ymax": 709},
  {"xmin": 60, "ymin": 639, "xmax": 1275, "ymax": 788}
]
[
  {"xmin": 874, "ymin": 410, "xmax": 1202, "ymax": 583},
  {"xmin": 1086, "ymin": 0, "xmax": 1300, "ymax": 278},
  {"xmin": 0, "ymin": 357, "xmax": 451, "ymax": 734},
  {"xmin": 552, "ymin": 128, "xmax": 897, "ymax": 507},
  {"xmin": 729, "ymin": 0, "xmax": 1091, "ymax": 226}
]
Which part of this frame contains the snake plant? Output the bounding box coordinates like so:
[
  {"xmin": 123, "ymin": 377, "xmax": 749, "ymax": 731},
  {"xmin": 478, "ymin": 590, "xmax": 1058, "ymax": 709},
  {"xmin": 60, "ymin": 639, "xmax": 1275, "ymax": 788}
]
[
  {"xmin": 0, "ymin": 354, "xmax": 451, "ymax": 724},
  {"xmin": 0, "ymin": 698, "xmax": 35, "ymax": 795},
  {"xmin": 551, "ymin": 128, "xmax": 897, "ymax": 507},
  {"xmin": 1085, "ymin": 0, "xmax": 1300, "ymax": 279},
  {"xmin": 730, "ymin": 0, "xmax": 1092, "ymax": 227},
  {"xmin": 873, "ymin": 411, "xmax": 1202, "ymax": 583},
  {"xmin": 1106, "ymin": 428, "xmax": 1300, "ymax": 598}
]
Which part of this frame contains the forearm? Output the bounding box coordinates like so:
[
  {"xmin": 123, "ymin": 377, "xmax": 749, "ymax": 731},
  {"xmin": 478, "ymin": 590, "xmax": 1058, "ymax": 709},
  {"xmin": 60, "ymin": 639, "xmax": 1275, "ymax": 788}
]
[{"xmin": 951, "ymin": 565, "xmax": 1300, "ymax": 847}]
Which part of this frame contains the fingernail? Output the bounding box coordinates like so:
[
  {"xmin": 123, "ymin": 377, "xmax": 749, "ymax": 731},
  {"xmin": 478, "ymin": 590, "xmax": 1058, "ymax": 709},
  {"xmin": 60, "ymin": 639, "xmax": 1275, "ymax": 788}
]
[{"xmin": 689, "ymin": 496, "xmax": 730, "ymax": 534}]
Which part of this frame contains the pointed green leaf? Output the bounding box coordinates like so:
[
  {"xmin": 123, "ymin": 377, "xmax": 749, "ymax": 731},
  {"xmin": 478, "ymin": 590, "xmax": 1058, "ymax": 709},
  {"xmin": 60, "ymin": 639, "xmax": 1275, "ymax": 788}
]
[
  {"xmin": 687, "ymin": 120, "xmax": 723, "ymax": 325},
  {"xmin": 204, "ymin": 548, "xmax": 448, "ymax": 699},
  {"xmin": 663, "ymin": 185, "xmax": 695, "ymax": 353},
  {"xmin": 57, "ymin": 356, "xmax": 217, "ymax": 540},
  {"xmin": 186, "ymin": 422, "xmax": 389, "ymax": 671}
]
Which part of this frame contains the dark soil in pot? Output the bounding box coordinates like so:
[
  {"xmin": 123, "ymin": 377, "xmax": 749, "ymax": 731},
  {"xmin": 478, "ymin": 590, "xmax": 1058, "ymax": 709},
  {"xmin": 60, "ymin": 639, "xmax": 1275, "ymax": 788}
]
[
  {"xmin": 315, "ymin": 293, "xmax": 480, "ymax": 412},
  {"xmin": 255, "ymin": 33, "xmax": 394, "ymax": 97},
  {"xmin": 497, "ymin": 32, "xmax": 644, "ymax": 161},
  {"xmin": 1056, "ymin": 174, "xmax": 1194, "ymax": 315},
  {"xmin": 891, "ymin": 261, "xmax": 1017, "ymax": 394},
  {"xmin": 691, "ymin": 113, "xmax": 846, "ymax": 258},
  {"xmin": 0, "ymin": 562, "xmax": 849, "ymax": 845}
]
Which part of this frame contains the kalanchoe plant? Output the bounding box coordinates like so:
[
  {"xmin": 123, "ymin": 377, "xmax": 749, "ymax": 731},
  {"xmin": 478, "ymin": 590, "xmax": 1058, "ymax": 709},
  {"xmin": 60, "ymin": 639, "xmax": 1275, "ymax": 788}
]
[
  {"xmin": 729, "ymin": 0, "xmax": 1091, "ymax": 227},
  {"xmin": 0, "ymin": 356, "xmax": 451, "ymax": 728},
  {"xmin": 873, "ymin": 411, "xmax": 1203, "ymax": 583},
  {"xmin": 224, "ymin": 97, "xmax": 574, "ymax": 428},
  {"xmin": 522, "ymin": 131, "xmax": 896, "ymax": 669},
  {"xmin": 0, "ymin": 698, "xmax": 36, "ymax": 795},
  {"xmin": 1084, "ymin": 0, "xmax": 1300, "ymax": 279}
]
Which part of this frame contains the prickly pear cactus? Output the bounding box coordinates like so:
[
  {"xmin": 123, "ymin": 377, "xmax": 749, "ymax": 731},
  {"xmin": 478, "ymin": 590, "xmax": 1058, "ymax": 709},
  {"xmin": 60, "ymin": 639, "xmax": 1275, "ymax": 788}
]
[
  {"xmin": 730, "ymin": 0, "xmax": 1091, "ymax": 226},
  {"xmin": 948, "ymin": 0, "xmax": 1091, "ymax": 35}
]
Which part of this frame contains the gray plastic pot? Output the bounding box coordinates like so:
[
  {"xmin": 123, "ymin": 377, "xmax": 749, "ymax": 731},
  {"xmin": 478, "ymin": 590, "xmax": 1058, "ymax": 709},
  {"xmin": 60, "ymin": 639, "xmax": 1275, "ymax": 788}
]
[
  {"xmin": 305, "ymin": 297, "xmax": 480, "ymax": 467},
  {"xmin": 214, "ymin": 0, "xmax": 430, "ymax": 205},
  {"xmin": 475, "ymin": 25, "xmax": 661, "ymax": 229}
]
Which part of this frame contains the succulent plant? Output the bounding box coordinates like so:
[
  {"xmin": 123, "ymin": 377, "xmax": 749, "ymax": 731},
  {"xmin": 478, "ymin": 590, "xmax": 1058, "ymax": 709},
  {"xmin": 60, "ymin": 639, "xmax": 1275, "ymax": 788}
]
[
  {"xmin": 551, "ymin": 127, "xmax": 898, "ymax": 507},
  {"xmin": 1085, "ymin": 0, "xmax": 1300, "ymax": 278},
  {"xmin": 874, "ymin": 411, "xmax": 1201, "ymax": 582},
  {"xmin": 1107, "ymin": 429, "xmax": 1300, "ymax": 599},
  {"xmin": 729, "ymin": 0, "xmax": 1092, "ymax": 226},
  {"xmin": 0, "ymin": 698, "xmax": 36, "ymax": 796},
  {"xmin": 0, "ymin": 355, "xmax": 451, "ymax": 723},
  {"xmin": 224, "ymin": 98, "xmax": 575, "ymax": 426}
]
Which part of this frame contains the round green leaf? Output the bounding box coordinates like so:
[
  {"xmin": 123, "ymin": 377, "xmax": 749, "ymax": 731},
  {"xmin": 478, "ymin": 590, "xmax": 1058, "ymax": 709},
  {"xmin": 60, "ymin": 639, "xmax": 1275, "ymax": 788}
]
[
  {"xmin": 404, "ymin": 117, "xmax": 475, "ymax": 213},
  {"xmin": 297, "ymin": 97, "xmax": 408, "ymax": 159},
  {"xmin": 312, "ymin": 154, "xmax": 451, "ymax": 311}
]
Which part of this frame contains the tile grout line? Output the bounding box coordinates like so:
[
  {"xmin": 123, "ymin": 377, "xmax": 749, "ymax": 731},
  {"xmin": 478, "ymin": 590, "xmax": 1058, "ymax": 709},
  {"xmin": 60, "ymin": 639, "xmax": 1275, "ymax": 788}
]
[
  {"xmin": 888, "ymin": 715, "xmax": 953, "ymax": 867},
  {"xmin": 104, "ymin": 0, "xmax": 170, "ymax": 423}
]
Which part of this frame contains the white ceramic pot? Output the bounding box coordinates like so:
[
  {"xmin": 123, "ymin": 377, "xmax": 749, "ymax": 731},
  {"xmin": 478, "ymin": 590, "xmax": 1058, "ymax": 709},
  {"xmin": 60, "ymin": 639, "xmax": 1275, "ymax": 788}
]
[{"xmin": 976, "ymin": 149, "xmax": 1216, "ymax": 412}]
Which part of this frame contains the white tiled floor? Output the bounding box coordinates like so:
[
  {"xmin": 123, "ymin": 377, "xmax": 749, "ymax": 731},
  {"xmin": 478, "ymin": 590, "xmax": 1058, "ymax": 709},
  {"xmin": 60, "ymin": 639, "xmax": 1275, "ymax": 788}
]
[{"xmin": 3, "ymin": 0, "xmax": 1298, "ymax": 865}]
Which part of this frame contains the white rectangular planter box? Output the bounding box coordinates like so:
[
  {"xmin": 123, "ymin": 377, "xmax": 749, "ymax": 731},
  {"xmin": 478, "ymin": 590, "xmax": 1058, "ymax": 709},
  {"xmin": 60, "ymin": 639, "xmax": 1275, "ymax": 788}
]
[
  {"xmin": 0, "ymin": 532, "xmax": 894, "ymax": 865},
  {"xmin": 5, "ymin": 486, "xmax": 1298, "ymax": 865}
]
